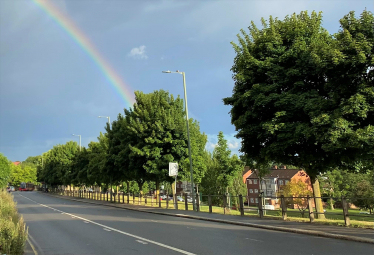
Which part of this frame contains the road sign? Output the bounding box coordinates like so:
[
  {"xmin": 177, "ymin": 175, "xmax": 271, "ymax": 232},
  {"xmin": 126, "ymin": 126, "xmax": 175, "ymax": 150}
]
[{"xmin": 169, "ymin": 162, "xmax": 178, "ymax": 176}]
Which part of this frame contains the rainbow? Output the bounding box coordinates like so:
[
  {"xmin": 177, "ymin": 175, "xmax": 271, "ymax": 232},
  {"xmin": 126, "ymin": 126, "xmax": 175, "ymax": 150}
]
[{"xmin": 32, "ymin": 0, "xmax": 135, "ymax": 107}]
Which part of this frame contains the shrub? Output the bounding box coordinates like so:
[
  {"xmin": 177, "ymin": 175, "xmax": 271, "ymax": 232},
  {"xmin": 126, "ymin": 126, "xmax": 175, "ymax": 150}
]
[{"xmin": 0, "ymin": 190, "xmax": 27, "ymax": 255}]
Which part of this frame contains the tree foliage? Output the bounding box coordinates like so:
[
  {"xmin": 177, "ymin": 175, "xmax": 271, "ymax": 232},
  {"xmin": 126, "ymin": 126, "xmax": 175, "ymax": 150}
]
[
  {"xmin": 0, "ymin": 153, "xmax": 11, "ymax": 188},
  {"xmin": 223, "ymin": 10, "xmax": 374, "ymax": 178}
]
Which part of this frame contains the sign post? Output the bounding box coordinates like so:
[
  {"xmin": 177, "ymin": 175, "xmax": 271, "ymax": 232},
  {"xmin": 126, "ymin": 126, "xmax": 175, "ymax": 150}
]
[{"xmin": 169, "ymin": 162, "xmax": 178, "ymax": 209}]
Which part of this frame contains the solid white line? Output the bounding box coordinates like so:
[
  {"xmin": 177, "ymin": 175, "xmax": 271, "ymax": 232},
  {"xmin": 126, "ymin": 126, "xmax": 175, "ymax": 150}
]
[
  {"xmin": 245, "ymin": 238, "xmax": 263, "ymax": 242},
  {"xmin": 18, "ymin": 194, "xmax": 196, "ymax": 255}
]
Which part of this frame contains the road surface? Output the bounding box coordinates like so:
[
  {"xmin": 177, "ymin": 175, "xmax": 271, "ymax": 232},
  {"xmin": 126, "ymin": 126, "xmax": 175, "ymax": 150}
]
[{"xmin": 14, "ymin": 192, "xmax": 373, "ymax": 255}]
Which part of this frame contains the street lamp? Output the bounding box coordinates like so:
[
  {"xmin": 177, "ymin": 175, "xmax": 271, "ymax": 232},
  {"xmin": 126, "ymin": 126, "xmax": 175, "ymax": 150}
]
[
  {"xmin": 98, "ymin": 116, "xmax": 111, "ymax": 127},
  {"xmin": 72, "ymin": 134, "xmax": 81, "ymax": 151},
  {"xmin": 162, "ymin": 70, "xmax": 196, "ymax": 211}
]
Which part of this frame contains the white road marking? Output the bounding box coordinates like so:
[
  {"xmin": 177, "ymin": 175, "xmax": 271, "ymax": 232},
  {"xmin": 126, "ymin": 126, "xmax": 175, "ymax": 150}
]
[
  {"xmin": 151, "ymin": 220, "xmax": 158, "ymax": 222},
  {"xmin": 84, "ymin": 221, "xmax": 89, "ymax": 223},
  {"xmin": 104, "ymin": 228, "xmax": 112, "ymax": 231},
  {"xmin": 136, "ymin": 240, "xmax": 148, "ymax": 244},
  {"xmin": 18, "ymin": 194, "xmax": 196, "ymax": 255}
]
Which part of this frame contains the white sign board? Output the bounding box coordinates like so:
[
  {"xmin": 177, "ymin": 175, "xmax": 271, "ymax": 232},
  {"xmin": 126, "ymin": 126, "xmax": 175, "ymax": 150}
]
[{"xmin": 169, "ymin": 162, "xmax": 178, "ymax": 176}]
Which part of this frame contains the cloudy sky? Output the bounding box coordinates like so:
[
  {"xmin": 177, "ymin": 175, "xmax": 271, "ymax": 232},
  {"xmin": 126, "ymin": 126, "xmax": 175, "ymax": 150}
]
[{"xmin": 0, "ymin": 0, "xmax": 372, "ymax": 161}]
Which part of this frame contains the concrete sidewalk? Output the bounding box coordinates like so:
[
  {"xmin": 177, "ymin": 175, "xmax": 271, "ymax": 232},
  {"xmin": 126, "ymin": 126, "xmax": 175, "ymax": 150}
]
[{"xmin": 45, "ymin": 193, "xmax": 374, "ymax": 244}]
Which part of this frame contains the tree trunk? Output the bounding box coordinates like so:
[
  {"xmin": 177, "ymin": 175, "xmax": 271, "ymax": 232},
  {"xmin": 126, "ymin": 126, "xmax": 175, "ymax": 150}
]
[
  {"xmin": 311, "ymin": 177, "xmax": 325, "ymax": 219},
  {"xmin": 156, "ymin": 180, "xmax": 160, "ymax": 204},
  {"xmin": 329, "ymin": 197, "xmax": 334, "ymax": 210}
]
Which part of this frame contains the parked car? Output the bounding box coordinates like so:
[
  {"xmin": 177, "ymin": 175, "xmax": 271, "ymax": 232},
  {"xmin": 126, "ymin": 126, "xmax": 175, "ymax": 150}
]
[
  {"xmin": 10, "ymin": 186, "xmax": 15, "ymax": 192},
  {"xmin": 160, "ymin": 195, "xmax": 167, "ymax": 200},
  {"xmin": 187, "ymin": 197, "xmax": 193, "ymax": 203},
  {"xmin": 177, "ymin": 196, "xmax": 184, "ymax": 202}
]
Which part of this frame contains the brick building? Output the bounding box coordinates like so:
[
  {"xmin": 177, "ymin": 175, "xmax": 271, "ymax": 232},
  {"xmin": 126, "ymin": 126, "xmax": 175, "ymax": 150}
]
[{"xmin": 244, "ymin": 166, "xmax": 312, "ymax": 207}]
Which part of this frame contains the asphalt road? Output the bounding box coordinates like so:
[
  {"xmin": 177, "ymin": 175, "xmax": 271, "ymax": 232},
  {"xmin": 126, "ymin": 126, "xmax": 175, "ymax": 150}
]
[{"xmin": 14, "ymin": 191, "xmax": 373, "ymax": 255}]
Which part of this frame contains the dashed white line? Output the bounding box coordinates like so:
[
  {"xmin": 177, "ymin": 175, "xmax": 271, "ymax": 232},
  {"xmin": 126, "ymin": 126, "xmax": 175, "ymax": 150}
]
[
  {"xmin": 136, "ymin": 240, "xmax": 148, "ymax": 244},
  {"xmin": 84, "ymin": 221, "xmax": 89, "ymax": 223},
  {"xmin": 18, "ymin": 193, "xmax": 196, "ymax": 255},
  {"xmin": 103, "ymin": 228, "xmax": 112, "ymax": 232},
  {"xmin": 245, "ymin": 238, "xmax": 263, "ymax": 242}
]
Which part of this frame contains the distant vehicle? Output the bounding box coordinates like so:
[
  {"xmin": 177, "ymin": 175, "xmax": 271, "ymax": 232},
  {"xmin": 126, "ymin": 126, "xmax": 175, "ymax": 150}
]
[
  {"xmin": 10, "ymin": 186, "xmax": 15, "ymax": 192},
  {"xmin": 177, "ymin": 196, "xmax": 184, "ymax": 202},
  {"xmin": 160, "ymin": 195, "xmax": 167, "ymax": 200},
  {"xmin": 187, "ymin": 197, "xmax": 193, "ymax": 203},
  {"xmin": 19, "ymin": 182, "xmax": 35, "ymax": 191}
]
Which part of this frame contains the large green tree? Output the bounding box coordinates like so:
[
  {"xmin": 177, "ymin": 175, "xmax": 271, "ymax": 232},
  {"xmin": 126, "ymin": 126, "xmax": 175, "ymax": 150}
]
[
  {"xmin": 223, "ymin": 10, "xmax": 374, "ymax": 218},
  {"xmin": 0, "ymin": 153, "xmax": 11, "ymax": 188},
  {"xmin": 109, "ymin": 90, "xmax": 192, "ymax": 193}
]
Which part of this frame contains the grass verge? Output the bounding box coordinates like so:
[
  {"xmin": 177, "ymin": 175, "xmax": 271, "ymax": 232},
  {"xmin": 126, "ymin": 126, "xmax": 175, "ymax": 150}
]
[{"xmin": 0, "ymin": 190, "xmax": 28, "ymax": 255}]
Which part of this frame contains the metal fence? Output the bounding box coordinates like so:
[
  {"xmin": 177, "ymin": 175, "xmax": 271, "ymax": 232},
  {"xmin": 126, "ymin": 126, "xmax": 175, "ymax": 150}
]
[{"xmin": 43, "ymin": 187, "xmax": 373, "ymax": 227}]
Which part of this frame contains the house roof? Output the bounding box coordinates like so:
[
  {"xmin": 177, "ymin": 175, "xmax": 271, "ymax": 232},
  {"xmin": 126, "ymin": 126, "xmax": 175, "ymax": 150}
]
[
  {"xmin": 246, "ymin": 168, "xmax": 303, "ymax": 179},
  {"xmin": 242, "ymin": 166, "xmax": 252, "ymax": 183},
  {"xmin": 13, "ymin": 161, "xmax": 21, "ymax": 166}
]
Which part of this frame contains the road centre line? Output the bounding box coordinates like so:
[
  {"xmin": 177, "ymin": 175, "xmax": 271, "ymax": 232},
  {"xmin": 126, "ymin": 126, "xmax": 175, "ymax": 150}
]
[{"xmin": 18, "ymin": 194, "xmax": 196, "ymax": 255}]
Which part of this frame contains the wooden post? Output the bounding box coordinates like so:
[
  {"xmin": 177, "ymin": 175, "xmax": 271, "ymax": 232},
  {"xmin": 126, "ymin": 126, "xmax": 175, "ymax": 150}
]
[
  {"xmin": 258, "ymin": 194, "xmax": 263, "ymax": 218},
  {"xmin": 281, "ymin": 195, "xmax": 288, "ymax": 221},
  {"xmin": 166, "ymin": 191, "xmax": 169, "ymax": 209},
  {"xmin": 208, "ymin": 195, "xmax": 212, "ymax": 213},
  {"xmin": 184, "ymin": 193, "xmax": 188, "ymax": 211},
  {"xmin": 127, "ymin": 193, "xmax": 130, "ymax": 204},
  {"xmin": 196, "ymin": 193, "xmax": 200, "ymax": 212},
  {"xmin": 151, "ymin": 193, "xmax": 153, "ymax": 206},
  {"xmin": 138, "ymin": 194, "xmax": 140, "ymax": 205},
  {"xmin": 133, "ymin": 194, "xmax": 135, "ymax": 204},
  {"xmin": 307, "ymin": 195, "xmax": 314, "ymax": 223},
  {"xmin": 145, "ymin": 194, "xmax": 147, "ymax": 205},
  {"xmin": 175, "ymin": 193, "xmax": 178, "ymax": 210},
  {"xmin": 223, "ymin": 195, "xmax": 227, "ymax": 215},
  {"xmin": 159, "ymin": 194, "xmax": 161, "ymax": 208},
  {"xmin": 342, "ymin": 196, "xmax": 350, "ymax": 227},
  {"xmin": 239, "ymin": 194, "xmax": 244, "ymax": 216}
]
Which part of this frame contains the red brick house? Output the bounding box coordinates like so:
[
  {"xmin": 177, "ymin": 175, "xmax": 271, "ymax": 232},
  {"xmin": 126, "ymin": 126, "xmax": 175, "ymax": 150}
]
[
  {"xmin": 13, "ymin": 161, "xmax": 21, "ymax": 166},
  {"xmin": 244, "ymin": 166, "xmax": 312, "ymax": 208}
]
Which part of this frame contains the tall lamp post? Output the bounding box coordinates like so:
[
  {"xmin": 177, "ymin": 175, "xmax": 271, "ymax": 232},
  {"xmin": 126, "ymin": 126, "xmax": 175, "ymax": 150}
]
[
  {"xmin": 72, "ymin": 134, "xmax": 81, "ymax": 151},
  {"xmin": 98, "ymin": 116, "xmax": 111, "ymax": 201},
  {"xmin": 162, "ymin": 70, "xmax": 196, "ymax": 211}
]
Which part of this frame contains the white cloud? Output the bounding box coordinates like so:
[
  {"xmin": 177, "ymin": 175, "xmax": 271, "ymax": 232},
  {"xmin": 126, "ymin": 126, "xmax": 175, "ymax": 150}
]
[
  {"xmin": 128, "ymin": 45, "xmax": 148, "ymax": 59},
  {"xmin": 228, "ymin": 141, "xmax": 239, "ymax": 149}
]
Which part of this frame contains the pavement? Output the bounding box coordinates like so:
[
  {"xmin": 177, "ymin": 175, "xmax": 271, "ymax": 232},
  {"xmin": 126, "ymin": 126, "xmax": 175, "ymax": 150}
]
[{"xmin": 14, "ymin": 191, "xmax": 374, "ymax": 255}]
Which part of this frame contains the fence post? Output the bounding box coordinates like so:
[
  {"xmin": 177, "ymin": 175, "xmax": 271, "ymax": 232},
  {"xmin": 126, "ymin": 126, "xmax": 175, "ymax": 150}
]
[
  {"xmin": 342, "ymin": 196, "xmax": 350, "ymax": 227},
  {"xmin": 145, "ymin": 194, "xmax": 147, "ymax": 205},
  {"xmin": 151, "ymin": 194, "xmax": 153, "ymax": 206},
  {"xmin": 133, "ymin": 194, "xmax": 135, "ymax": 204},
  {"xmin": 307, "ymin": 195, "xmax": 314, "ymax": 223},
  {"xmin": 138, "ymin": 194, "xmax": 140, "ymax": 205},
  {"xmin": 223, "ymin": 195, "xmax": 227, "ymax": 215},
  {"xmin": 159, "ymin": 194, "xmax": 161, "ymax": 208},
  {"xmin": 166, "ymin": 191, "xmax": 169, "ymax": 209},
  {"xmin": 196, "ymin": 193, "xmax": 200, "ymax": 212},
  {"xmin": 281, "ymin": 195, "xmax": 287, "ymax": 220},
  {"xmin": 208, "ymin": 195, "xmax": 212, "ymax": 213},
  {"xmin": 258, "ymin": 194, "xmax": 263, "ymax": 218},
  {"xmin": 184, "ymin": 193, "xmax": 188, "ymax": 210},
  {"xmin": 239, "ymin": 195, "xmax": 244, "ymax": 216},
  {"xmin": 175, "ymin": 193, "xmax": 178, "ymax": 210}
]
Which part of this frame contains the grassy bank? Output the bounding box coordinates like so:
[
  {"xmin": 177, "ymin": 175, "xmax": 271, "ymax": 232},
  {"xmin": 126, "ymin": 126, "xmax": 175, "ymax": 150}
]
[{"xmin": 0, "ymin": 190, "xmax": 27, "ymax": 255}]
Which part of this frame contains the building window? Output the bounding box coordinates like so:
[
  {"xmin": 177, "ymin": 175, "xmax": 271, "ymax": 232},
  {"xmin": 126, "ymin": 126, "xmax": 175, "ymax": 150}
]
[
  {"xmin": 253, "ymin": 179, "xmax": 258, "ymax": 184},
  {"xmin": 249, "ymin": 189, "xmax": 253, "ymax": 193},
  {"xmin": 285, "ymin": 180, "xmax": 289, "ymax": 185},
  {"xmin": 250, "ymin": 198, "xmax": 254, "ymax": 203},
  {"xmin": 255, "ymin": 198, "xmax": 258, "ymax": 203},
  {"xmin": 248, "ymin": 179, "xmax": 252, "ymax": 184},
  {"xmin": 279, "ymin": 180, "xmax": 283, "ymax": 185},
  {"xmin": 255, "ymin": 189, "xmax": 258, "ymax": 193}
]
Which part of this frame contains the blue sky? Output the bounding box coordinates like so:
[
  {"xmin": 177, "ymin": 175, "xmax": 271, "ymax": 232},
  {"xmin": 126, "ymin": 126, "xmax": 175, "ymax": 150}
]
[{"xmin": 0, "ymin": 0, "xmax": 372, "ymax": 161}]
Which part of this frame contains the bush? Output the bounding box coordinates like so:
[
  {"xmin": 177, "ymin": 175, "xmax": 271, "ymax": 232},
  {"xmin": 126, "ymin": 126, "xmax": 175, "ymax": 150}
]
[{"xmin": 0, "ymin": 190, "xmax": 27, "ymax": 255}]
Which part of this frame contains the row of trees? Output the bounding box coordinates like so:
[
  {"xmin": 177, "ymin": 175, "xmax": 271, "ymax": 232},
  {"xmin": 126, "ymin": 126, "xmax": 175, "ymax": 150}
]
[
  {"xmin": 36, "ymin": 90, "xmax": 245, "ymax": 198},
  {"xmin": 0, "ymin": 153, "xmax": 38, "ymax": 189}
]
